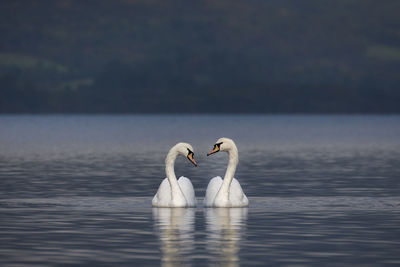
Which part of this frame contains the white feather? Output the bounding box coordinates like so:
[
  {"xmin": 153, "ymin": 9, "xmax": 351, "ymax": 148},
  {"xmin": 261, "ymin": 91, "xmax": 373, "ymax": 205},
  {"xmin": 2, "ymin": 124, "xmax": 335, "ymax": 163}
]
[
  {"xmin": 152, "ymin": 143, "xmax": 197, "ymax": 207},
  {"xmin": 203, "ymin": 138, "xmax": 249, "ymax": 207}
]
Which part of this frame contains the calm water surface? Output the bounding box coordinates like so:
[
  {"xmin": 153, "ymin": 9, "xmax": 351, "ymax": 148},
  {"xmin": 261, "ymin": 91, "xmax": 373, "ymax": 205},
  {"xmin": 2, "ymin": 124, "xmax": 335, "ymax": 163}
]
[{"xmin": 0, "ymin": 115, "xmax": 399, "ymax": 266}]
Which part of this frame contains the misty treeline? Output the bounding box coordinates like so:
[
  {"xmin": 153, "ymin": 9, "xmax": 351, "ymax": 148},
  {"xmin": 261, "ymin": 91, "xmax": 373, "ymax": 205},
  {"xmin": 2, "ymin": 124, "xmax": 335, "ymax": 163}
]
[
  {"xmin": 0, "ymin": 0, "xmax": 399, "ymax": 113},
  {"xmin": 1, "ymin": 58, "xmax": 399, "ymax": 113}
]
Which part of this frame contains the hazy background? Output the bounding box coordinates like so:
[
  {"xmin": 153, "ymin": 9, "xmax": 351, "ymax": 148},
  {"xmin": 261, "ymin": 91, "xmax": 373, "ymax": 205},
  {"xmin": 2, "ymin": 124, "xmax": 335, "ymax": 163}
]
[
  {"xmin": 1, "ymin": 2, "xmax": 400, "ymax": 264},
  {"xmin": 0, "ymin": 0, "xmax": 399, "ymax": 113}
]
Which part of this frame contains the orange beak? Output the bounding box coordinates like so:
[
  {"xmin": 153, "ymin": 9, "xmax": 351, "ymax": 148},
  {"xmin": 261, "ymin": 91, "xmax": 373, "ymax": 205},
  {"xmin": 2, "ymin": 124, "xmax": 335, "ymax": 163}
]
[
  {"xmin": 187, "ymin": 153, "xmax": 197, "ymax": 167},
  {"xmin": 207, "ymin": 147, "xmax": 219, "ymax": 156}
]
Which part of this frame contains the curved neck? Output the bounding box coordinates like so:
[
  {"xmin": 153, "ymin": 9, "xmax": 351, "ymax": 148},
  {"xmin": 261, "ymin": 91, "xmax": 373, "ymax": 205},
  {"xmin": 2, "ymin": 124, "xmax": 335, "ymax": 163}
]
[
  {"xmin": 216, "ymin": 146, "xmax": 239, "ymax": 202},
  {"xmin": 165, "ymin": 149, "xmax": 185, "ymax": 203}
]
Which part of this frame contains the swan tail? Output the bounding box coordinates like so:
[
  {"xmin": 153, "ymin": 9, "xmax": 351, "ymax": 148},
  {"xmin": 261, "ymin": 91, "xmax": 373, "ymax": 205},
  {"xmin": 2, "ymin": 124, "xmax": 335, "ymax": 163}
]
[
  {"xmin": 203, "ymin": 176, "xmax": 223, "ymax": 207},
  {"xmin": 152, "ymin": 178, "xmax": 171, "ymax": 207},
  {"xmin": 178, "ymin": 176, "xmax": 197, "ymax": 207},
  {"xmin": 230, "ymin": 178, "xmax": 249, "ymax": 207}
]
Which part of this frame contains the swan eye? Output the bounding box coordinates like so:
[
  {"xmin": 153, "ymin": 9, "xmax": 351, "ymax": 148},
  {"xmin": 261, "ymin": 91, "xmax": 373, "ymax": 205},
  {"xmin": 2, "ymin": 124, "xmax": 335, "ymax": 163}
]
[
  {"xmin": 214, "ymin": 142, "xmax": 223, "ymax": 149},
  {"xmin": 187, "ymin": 148, "xmax": 193, "ymax": 156}
]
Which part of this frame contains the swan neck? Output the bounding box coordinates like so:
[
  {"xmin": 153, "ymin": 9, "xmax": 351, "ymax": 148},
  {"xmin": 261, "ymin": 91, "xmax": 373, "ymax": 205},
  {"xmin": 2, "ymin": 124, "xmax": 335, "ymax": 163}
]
[
  {"xmin": 165, "ymin": 149, "xmax": 184, "ymax": 201},
  {"xmin": 218, "ymin": 148, "xmax": 239, "ymax": 199}
]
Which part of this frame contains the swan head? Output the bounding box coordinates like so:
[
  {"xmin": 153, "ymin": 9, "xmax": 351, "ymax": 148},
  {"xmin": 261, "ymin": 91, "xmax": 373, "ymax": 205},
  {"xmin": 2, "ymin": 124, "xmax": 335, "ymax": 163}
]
[
  {"xmin": 207, "ymin": 137, "xmax": 237, "ymax": 156},
  {"xmin": 173, "ymin": 142, "xmax": 197, "ymax": 167}
]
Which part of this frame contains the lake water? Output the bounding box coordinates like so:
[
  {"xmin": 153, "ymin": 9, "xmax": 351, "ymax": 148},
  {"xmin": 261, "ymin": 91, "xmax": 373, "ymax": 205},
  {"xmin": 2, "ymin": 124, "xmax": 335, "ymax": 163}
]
[{"xmin": 0, "ymin": 115, "xmax": 399, "ymax": 266}]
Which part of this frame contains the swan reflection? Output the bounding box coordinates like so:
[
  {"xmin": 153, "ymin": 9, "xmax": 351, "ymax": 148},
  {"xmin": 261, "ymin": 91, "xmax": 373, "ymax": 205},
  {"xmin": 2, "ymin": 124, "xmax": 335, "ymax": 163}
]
[
  {"xmin": 152, "ymin": 208, "xmax": 195, "ymax": 267},
  {"xmin": 206, "ymin": 208, "xmax": 248, "ymax": 267}
]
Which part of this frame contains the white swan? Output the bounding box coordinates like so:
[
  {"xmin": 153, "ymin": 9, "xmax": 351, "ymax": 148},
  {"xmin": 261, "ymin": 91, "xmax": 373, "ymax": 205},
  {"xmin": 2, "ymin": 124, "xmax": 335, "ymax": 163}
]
[
  {"xmin": 204, "ymin": 138, "xmax": 249, "ymax": 207},
  {"xmin": 152, "ymin": 143, "xmax": 197, "ymax": 207}
]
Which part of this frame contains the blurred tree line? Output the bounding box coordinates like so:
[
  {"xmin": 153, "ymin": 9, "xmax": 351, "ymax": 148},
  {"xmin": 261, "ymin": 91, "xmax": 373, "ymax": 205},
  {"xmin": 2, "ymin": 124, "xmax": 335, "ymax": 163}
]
[{"xmin": 0, "ymin": 0, "xmax": 399, "ymax": 113}]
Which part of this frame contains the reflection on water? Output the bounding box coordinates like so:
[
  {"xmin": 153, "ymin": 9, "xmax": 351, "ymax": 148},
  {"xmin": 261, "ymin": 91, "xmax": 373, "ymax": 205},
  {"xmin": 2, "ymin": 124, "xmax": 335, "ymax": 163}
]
[
  {"xmin": 206, "ymin": 208, "xmax": 248, "ymax": 267},
  {"xmin": 0, "ymin": 197, "xmax": 399, "ymax": 266},
  {"xmin": 153, "ymin": 208, "xmax": 195, "ymax": 266},
  {"xmin": 152, "ymin": 206, "xmax": 249, "ymax": 267}
]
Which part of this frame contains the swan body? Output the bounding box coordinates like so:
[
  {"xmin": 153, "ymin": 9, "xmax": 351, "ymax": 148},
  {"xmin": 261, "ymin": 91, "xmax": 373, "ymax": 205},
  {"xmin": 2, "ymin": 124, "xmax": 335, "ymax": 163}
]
[
  {"xmin": 204, "ymin": 176, "xmax": 248, "ymax": 207},
  {"xmin": 204, "ymin": 138, "xmax": 248, "ymax": 207},
  {"xmin": 153, "ymin": 176, "xmax": 196, "ymax": 207},
  {"xmin": 152, "ymin": 143, "xmax": 197, "ymax": 207}
]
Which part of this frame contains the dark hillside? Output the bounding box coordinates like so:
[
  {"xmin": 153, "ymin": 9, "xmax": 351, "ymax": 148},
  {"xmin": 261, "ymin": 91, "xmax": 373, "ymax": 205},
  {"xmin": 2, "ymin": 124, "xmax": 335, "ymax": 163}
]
[{"xmin": 0, "ymin": 0, "xmax": 399, "ymax": 113}]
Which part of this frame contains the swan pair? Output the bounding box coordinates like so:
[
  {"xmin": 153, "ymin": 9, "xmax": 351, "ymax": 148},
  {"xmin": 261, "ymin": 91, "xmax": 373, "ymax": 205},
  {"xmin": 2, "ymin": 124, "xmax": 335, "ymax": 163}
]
[{"xmin": 152, "ymin": 137, "xmax": 249, "ymax": 208}]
